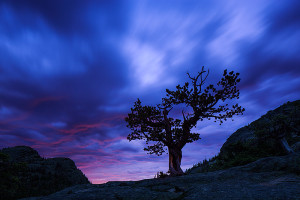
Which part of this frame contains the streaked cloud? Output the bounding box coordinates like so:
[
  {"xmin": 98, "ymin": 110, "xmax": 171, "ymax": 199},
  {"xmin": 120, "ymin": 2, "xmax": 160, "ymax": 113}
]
[{"xmin": 0, "ymin": 0, "xmax": 299, "ymax": 183}]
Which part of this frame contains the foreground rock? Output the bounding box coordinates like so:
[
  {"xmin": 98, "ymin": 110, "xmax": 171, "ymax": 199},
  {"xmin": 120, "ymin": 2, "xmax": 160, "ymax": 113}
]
[
  {"xmin": 0, "ymin": 146, "xmax": 89, "ymax": 200},
  {"xmin": 22, "ymin": 153, "xmax": 300, "ymax": 200}
]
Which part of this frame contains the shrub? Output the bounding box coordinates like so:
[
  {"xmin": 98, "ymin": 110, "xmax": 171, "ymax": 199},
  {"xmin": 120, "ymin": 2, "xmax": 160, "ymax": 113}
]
[{"xmin": 154, "ymin": 171, "xmax": 170, "ymax": 178}]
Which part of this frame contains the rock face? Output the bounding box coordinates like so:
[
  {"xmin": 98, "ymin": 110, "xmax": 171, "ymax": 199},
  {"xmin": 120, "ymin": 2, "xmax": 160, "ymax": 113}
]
[
  {"xmin": 0, "ymin": 146, "xmax": 90, "ymax": 200},
  {"xmin": 21, "ymin": 153, "xmax": 300, "ymax": 200},
  {"xmin": 186, "ymin": 100, "xmax": 300, "ymax": 175},
  {"xmin": 218, "ymin": 100, "xmax": 300, "ymax": 166}
]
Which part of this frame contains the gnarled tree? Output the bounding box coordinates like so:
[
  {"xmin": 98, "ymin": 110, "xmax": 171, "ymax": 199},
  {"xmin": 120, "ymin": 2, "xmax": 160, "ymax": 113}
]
[{"xmin": 125, "ymin": 67, "xmax": 245, "ymax": 175}]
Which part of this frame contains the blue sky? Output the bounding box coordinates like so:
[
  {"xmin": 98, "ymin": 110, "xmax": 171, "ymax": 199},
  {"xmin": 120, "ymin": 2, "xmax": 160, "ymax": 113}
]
[{"xmin": 0, "ymin": 0, "xmax": 300, "ymax": 183}]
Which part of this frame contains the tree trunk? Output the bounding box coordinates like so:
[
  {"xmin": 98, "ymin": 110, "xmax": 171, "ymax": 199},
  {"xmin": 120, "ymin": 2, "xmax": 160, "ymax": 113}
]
[
  {"xmin": 168, "ymin": 147, "xmax": 184, "ymax": 176},
  {"xmin": 280, "ymin": 137, "xmax": 294, "ymax": 154}
]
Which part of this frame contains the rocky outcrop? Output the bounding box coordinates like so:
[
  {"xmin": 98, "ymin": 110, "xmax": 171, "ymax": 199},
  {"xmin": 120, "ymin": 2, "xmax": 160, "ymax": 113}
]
[
  {"xmin": 219, "ymin": 100, "xmax": 300, "ymax": 164},
  {"xmin": 21, "ymin": 153, "xmax": 300, "ymax": 200},
  {"xmin": 0, "ymin": 146, "xmax": 90, "ymax": 200},
  {"xmin": 1, "ymin": 146, "xmax": 42, "ymax": 162},
  {"xmin": 185, "ymin": 100, "xmax": 300, "ymax": 174}
]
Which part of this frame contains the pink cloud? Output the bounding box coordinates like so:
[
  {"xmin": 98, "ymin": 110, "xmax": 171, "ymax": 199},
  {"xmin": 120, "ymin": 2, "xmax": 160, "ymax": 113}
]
[{"xmin": 30, "ymin": 96, "xmax": 65, "ymax": 108}]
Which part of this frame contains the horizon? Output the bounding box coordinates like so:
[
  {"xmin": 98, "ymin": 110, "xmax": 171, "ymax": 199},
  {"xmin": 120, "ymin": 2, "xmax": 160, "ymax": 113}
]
[{"xmin": 0, "ymin": 0, "xmax": 300, "ymax": 184}]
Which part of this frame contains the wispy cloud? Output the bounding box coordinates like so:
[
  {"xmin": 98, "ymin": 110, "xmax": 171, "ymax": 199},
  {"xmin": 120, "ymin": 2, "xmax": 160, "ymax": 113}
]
[{"xmin": 0, "ymin": 0, "xmax": 299, "ymax": 183}]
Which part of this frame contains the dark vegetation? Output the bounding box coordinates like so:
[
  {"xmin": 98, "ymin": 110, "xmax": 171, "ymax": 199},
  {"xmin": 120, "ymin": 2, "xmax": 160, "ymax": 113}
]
[
  {"xmin": 186, "ymin": 100, "xmax": 300, "ymax": 174},
  {"xmin": 0, "ymin": 146, "xmax": 90, "ymax": 200},
  {"xmin": 154, "ymin": 171, "xmax": 170, "ymax": 179},
  {"xmin": 126, "ymin": 67, "xmax": 244, "ymax": 175}
]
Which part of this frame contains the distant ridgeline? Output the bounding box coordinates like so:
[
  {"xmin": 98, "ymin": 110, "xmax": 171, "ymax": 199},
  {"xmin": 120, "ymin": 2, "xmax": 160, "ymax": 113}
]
[
  {"xmin": 187, "ymin": 100, "xmax": 300, "ymax": 174},
  {"xmin": 1, "ymin": 101, "xmax": 299, "ymax": 199},
  {"xmin": 0, "ymin": 146, "xmax": 90, "ymax": 200}
]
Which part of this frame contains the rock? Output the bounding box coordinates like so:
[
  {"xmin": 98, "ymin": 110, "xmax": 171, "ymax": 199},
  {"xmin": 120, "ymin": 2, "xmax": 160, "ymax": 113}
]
[
  {"xmin": 292, "ymin": 141, "xmax": 300, "ymax": 152},
  {"xmin": 20, "ymin": 153, "xmax": 300, "ymax": 200},
  {"xmin": 1, "ymin": 146, "xmax": 42, "ymax": 162},
  {"xmin": 231, "ymin": 152, "xmax": 300, "ymax": 174},
  {"xmin": 0, "ymin": 146, "xmax": 90, "ymax": 200},
  {"xmin": 219, "ymin": 100, "xmax": 300, "ymax": 162},
  {"xmin": 186, "ymin": 100, "xmax": 300, "ymax": 175}
]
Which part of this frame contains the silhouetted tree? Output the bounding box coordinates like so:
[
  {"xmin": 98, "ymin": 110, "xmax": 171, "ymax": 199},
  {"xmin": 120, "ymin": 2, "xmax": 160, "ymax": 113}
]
[{"xmin": 125, "ymin": 67, "xmax": 245, "ymax": 175}]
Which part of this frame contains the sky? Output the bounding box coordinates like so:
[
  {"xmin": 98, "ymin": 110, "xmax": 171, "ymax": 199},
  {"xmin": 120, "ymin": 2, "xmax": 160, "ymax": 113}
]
[{"xmin": 0, "ymin": 0, "xmax": 300, "ymax": 184}]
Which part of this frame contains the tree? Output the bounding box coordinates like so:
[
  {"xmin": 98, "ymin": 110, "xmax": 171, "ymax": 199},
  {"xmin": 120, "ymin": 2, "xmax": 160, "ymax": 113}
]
[{"xmin": 125, "ymin": 67, "xmax": 245, "ymax": 175}]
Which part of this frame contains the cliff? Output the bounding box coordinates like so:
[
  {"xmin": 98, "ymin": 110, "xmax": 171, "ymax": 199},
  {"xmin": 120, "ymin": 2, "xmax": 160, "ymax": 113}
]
[{"xmin": 0, "ymin": 146, "xmax": 90, "ymax": 200}]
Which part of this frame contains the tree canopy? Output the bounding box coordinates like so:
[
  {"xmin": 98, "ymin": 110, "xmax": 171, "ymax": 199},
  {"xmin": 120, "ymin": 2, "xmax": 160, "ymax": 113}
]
[{"xmin": 125, "ymin": 67, "xmax": 245, "ymax": 175}]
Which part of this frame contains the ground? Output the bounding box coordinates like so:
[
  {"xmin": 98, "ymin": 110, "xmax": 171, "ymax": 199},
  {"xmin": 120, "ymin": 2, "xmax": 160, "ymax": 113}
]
[{"xmin": 21, "ymin": 153, "xmax": 300, "ymax": 200}]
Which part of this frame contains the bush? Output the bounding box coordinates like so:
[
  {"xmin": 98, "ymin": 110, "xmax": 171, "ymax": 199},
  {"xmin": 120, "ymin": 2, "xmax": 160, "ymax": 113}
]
[{"xmin": 154, "ymin": 171, "xmax": 170, "ymax": 178}]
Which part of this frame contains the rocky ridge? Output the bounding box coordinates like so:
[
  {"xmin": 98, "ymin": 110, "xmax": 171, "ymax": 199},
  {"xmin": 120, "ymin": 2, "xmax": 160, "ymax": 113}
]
[
  {"xmin": 20, "ymin": 100, "xmax": 300, "ymax": 200},
  {"xmin": 219, "ymin": 100, "xmax": 300, "ymax": 165},
  {"xmin": 2, "ymin": 100, "xmax": 300, "ymax": 200},
  {"xmin": 223, "ymin": 100, "xmax": 300, "ymax": 151},
  {"xmin": 187, "ymin": 100, "xmax": 300, "ymax": 174},
  {"xmin": 0, "ymin": 146, "xmax": 90, "ymax": 200},
  {"xmin": 21, "ymin": 153, "xmax": 300, "ymax": 200}
]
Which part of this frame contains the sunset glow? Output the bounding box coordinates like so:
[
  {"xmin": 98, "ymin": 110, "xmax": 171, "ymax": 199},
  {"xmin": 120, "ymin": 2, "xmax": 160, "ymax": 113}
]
[{"xmin": 0, "ymin": 0, "xmax": 300, "ymax": 183}]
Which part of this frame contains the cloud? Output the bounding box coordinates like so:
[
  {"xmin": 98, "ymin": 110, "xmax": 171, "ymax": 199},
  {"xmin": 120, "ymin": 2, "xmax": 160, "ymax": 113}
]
[{"xmin": 0, "ymin": 0, "xmax": 299, "ymax": 183}]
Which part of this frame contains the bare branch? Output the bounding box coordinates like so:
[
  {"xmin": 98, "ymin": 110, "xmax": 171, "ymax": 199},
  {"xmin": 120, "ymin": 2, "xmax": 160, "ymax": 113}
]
[{"xmin": 182, "ymin": 110, "xmax": 186, "ymax": 121}]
